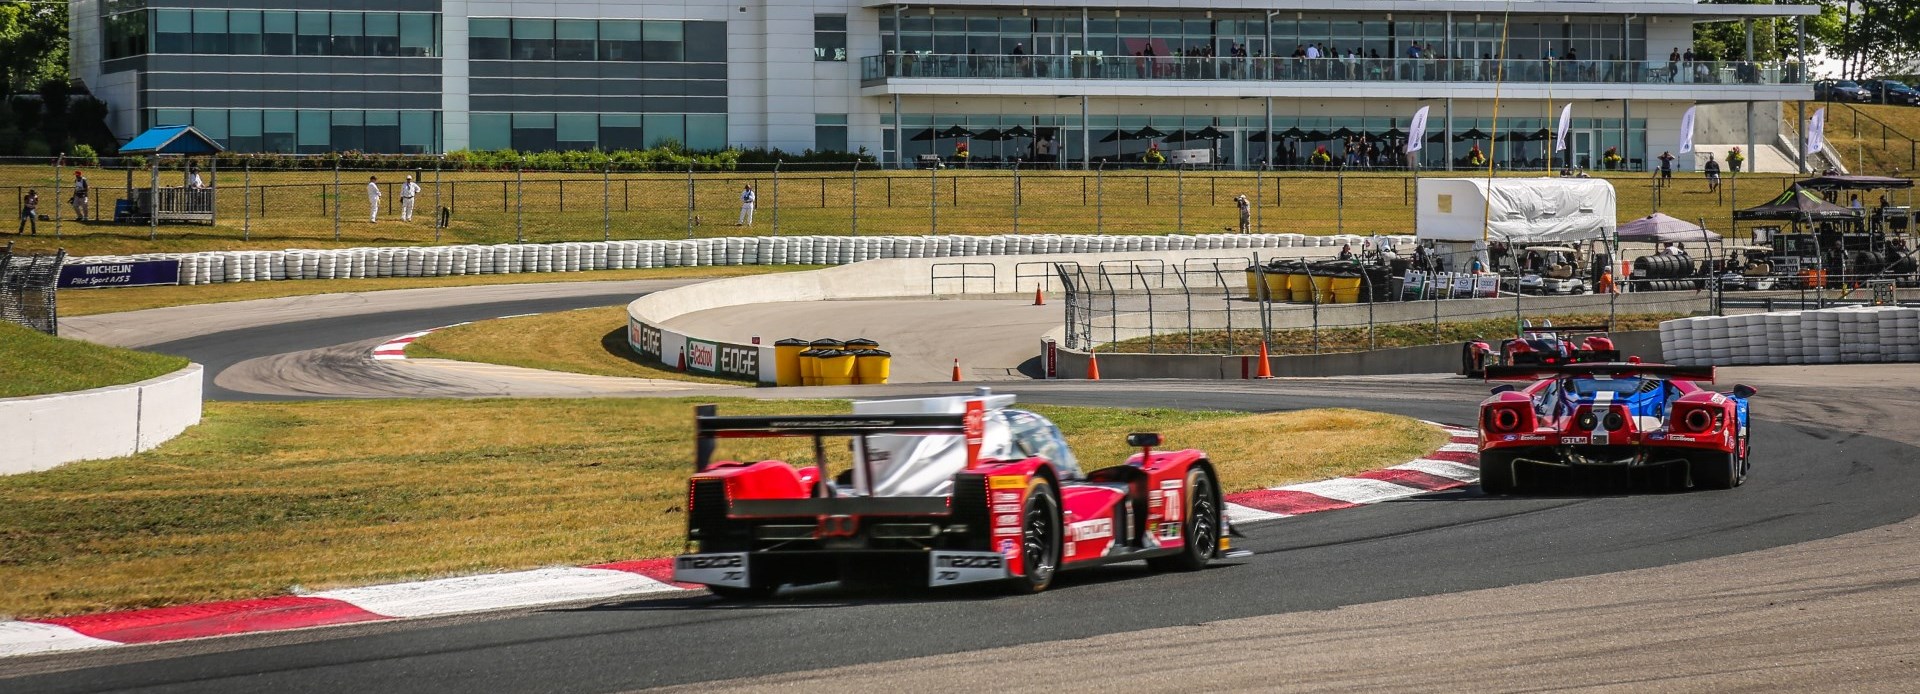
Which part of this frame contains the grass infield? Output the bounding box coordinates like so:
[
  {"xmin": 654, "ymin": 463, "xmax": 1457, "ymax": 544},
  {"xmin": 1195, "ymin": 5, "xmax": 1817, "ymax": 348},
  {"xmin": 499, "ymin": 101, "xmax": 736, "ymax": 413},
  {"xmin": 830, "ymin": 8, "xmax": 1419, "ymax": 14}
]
[
  {"xmin": 0, "ymin": 399, "xmax": 1440, "ymax": 618},
  {"xmin": 0, "ymin": 321, "xmax": 189, "ymax": 398},
  {"xmin": 405, "ymin": 305, "xmax": 740, "ymax": 386}
]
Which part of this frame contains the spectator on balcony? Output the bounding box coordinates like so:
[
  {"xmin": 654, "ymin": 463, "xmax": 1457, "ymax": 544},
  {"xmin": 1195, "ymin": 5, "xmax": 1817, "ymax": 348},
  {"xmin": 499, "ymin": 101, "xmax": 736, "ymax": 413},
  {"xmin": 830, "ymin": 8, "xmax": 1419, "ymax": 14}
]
[{"xmin": 1668, "ymin": 47, "xmax": 1681, "ymax": 82}]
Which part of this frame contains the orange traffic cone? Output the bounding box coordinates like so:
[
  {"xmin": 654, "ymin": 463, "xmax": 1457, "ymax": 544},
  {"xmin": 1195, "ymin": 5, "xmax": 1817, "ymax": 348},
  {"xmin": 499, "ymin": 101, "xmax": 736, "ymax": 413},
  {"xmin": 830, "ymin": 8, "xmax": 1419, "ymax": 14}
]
[
  {"xmin": 1033, "ymin": 285, "xmax": 1046, "ymax": 306},
  {"xmin": 1087, "ymin": 351, "xmax": 1101, "ymax": 380},
  {"xmin": 1255, "ymin": 342, "xmax": 1274, "ymax": 379},
  {"xmin": 951, "ymin": 358, "xmax": 962, "ymax": 382}
]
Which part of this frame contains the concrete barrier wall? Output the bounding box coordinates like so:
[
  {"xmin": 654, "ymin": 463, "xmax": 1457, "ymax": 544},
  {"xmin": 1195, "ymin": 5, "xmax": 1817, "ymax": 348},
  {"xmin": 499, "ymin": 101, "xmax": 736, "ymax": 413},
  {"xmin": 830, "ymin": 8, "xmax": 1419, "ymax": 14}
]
[
  {"xmin": 1053, "ymin": 330, "xmax": 1666, "ymax": 380},
  {"xmin": 0, "ymin": 364, "xmax": 204, "ymax": 475},
  {"xmin": 624, "ymin": 246, "xmax": 1324, "ymax": 383}
]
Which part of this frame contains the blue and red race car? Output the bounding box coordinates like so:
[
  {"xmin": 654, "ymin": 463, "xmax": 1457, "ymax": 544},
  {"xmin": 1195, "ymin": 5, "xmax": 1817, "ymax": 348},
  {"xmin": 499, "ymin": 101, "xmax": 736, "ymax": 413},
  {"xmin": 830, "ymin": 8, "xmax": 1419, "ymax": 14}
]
[
  {"xmin": 1477, "ymin": 362, "xmax": 1757, "ymax": 493},
  {"xmin": 1462, "ymin": 322, "xmax": 1620, "ymax": 378},
  {"xmin": 673, "ymin": 391, "xmax": 1246, "ymax": 598}
]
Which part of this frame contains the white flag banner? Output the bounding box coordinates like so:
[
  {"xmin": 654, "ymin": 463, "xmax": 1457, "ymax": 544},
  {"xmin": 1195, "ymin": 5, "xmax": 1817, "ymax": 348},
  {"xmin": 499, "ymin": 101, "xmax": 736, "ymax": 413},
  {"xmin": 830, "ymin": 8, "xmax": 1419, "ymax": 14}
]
[
  {"xmin": 1554, "ymin": 103, "xmax": 1573, "ymax": 153},
  {"xmin": 1807, "ymin": 107, "xmax": 1827, "ymax": 154},
  {"xmin": 1406, "ymin": 106, "xmax": 1430, "ymax": 153},
  {"xmin": 1678, "ymin": 106, "xmax": 1698, "ymax": 154}
]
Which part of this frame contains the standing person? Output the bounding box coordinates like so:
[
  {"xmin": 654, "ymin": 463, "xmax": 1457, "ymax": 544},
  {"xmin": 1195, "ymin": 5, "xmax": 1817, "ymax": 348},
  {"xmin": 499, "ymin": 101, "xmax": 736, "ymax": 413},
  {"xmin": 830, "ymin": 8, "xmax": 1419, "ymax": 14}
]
[
  {"xmin": 17, "ymin": 189, "xmax": 37, "ymax": 234},
  {"xmin": 70, "ymin": 170, "xmax": 90, "ymax": 221},
  {"xmin": 1657, "ymin": 151, "xmax": 1675, "ymax": 186},
  {"xmin": 738, "ymin": 183, "xmax": 756, "ymax": 226},
  {"xmin": 1704, "ymin": 153, "xmax": 1721, "ymax": 192},
  {"xmin": 400, "ymin": 175, "xmax": 420, "ymax": 222},
  {"xmin": 366, "ymin": 175, "xmax": 381, "ymax": 223},
  {"xmin": 1235, "ymin": 194, "xmax": 1251, "ymax": 233}
]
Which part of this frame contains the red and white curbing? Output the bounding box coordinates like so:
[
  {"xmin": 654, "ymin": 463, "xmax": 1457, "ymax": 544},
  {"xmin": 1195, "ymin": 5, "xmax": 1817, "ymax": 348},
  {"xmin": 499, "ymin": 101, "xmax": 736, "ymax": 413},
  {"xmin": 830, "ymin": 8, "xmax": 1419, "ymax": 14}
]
[
  {"xmin": 369, "ymin": 329, "xmax": 442, "ymax": 361},
  {"xmin": 0, "ymin": 423, "xmax": 1476, "ymax": 659}
]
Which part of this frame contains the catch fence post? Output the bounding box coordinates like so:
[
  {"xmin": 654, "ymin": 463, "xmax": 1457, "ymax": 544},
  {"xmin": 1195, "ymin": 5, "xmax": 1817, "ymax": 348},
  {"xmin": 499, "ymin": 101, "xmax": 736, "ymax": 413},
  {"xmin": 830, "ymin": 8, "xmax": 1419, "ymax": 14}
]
[
  {"xmin": 53, "ymin": 155, "xmax": 61, "ymax": 238},
  {"xmin": 1095, "ymin": 163, "xmax": 1105, "ymax": 234},
  {"xmin": 435, "ymin": 157, "xmax": 444, "ymax": 244},
  {"xmin": 332, "ymin": 159, "xmax": 341, "ymax": 241},
  {"xmin": 1012, "ymin": 160, "xmax": 1021, "ymax": 234},
  {"xmin": 243, "ymin": 157, "xmax": 251, "ymax": 240},
  {"xmin": 772, "ymin": 161, "xmax": 782, "ymax": 235},
  {"xmin": 602, "ymin": 162, "xmax": 611, "ymax": 241},
  {"xmin": 1255, "ymin": 166, "xmax": 1263, "ymax": 233},
  {"xmin": 929, "ymin": 162, "xmax": 938, "ymax": 235},
  {"xmin": 1177, "ymin": 166, "xmax": 1185, "ymax": 233},
  {"xmin": 516, "ymin": 157, "xmax": 526, "ymax": 242},
  {"xmin": 851, "ymin": 160, "xmax": 861, "ymax": 236},
  {"xmin": 684, "ymin": 161, "xmax": 695, "ymax": 239}
]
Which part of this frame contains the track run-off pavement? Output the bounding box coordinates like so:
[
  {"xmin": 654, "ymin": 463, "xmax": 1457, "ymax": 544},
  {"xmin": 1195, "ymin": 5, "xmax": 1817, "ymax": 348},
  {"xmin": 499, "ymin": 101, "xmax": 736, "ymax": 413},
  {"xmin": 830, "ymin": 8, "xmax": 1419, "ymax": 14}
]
[{"xmin": 12, "ymin": 278, "xmax": 1920, "ymax": 692}]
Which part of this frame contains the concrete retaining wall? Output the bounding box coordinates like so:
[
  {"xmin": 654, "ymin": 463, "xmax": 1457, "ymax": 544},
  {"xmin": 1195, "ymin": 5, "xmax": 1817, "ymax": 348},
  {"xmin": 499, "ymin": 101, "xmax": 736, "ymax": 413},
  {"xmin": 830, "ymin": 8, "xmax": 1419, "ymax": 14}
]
[
  {"xmin": 0, "ymin": 364, "xmax": 204, "ymax": 475},
  {"xmin": 1053, "ymin": 331, "xmax": 1665, "ymax": 380}
]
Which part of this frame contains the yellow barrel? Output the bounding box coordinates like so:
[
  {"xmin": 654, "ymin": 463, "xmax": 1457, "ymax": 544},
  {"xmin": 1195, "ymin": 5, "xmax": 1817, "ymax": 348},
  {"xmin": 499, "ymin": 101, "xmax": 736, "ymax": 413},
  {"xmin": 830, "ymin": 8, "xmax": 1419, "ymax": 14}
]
[
  {"xmin": 844, "ymin": 337, "xmax": 879, "ymax": 352},
  {"xmin": 1310, "ymin": 274, "xmax": 1335, "ymax": 303},
  {"xmin": 853, "ymin": 349, "xmax": 892, "ymax": 385},
  {"xmin": 1287, "ymin": 273, "xmax": 1312, "ymax": 302},
  {"xmin": 1244, "ymin": 268, "xmax": 1265, "ymax": 299},
  {"xmin": 798, "ymin": 349, "xmax": 825, "ymax": 386},
  {"xmin": 809, "ymin": 338, "xmax": 845, "ymax": 353},
  {"xmin": 1264, "ymin": 272, "xmax": 1288, "ymax": 302},
  {"xmin": 774, "ymin": 338, "xmax": 808, "ymax": 387},
  {"xmin": 1331, "ymin": 275, "xmax": 1363, "ymax": 304},
  {"xmin": 817, "ymin": 350, "xmax": 857, "ymax": 386}
]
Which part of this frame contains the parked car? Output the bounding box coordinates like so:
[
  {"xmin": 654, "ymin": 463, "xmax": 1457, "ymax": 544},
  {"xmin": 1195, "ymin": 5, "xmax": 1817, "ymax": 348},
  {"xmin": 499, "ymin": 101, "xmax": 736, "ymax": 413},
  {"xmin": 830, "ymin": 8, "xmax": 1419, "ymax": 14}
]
[
  {"xmin": 1815, "ymin": 79, "xmax": 1873, "ymax": 102},
  {"xmin": 1860, "ymin": 79, "xmax": 1920, "ymax": 106}
]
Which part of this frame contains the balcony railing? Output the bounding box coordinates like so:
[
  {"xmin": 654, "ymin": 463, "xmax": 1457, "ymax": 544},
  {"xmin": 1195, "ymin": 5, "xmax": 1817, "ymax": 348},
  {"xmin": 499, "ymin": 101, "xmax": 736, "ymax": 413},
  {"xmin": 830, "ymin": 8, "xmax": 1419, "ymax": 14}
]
[{"xmin": 861, "ymin": 53, "xmax": 1807, "ymax": 87}]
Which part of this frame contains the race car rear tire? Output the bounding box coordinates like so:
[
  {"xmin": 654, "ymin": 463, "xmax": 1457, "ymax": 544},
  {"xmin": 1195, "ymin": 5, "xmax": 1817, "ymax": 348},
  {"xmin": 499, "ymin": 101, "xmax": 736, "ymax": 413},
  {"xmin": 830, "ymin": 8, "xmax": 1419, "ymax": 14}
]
[
  {"xmin": 1009, "ymin": 479, "xmax": 1062, "ymax": 594},
  {"xmin": 1478, "ymin": 451, "xmax": 1515, "ymax": 495},
  {"xmin": 1148, "ymin": 466, "xmax": 1220, "ymax": 572},
  {"xmin": 1690, "ymin": 450, "xmax": 1738, "ymax": 491},
  {"xmin": 1461, "ymin": 343, "xmax": 1484, "ymax": 377}
]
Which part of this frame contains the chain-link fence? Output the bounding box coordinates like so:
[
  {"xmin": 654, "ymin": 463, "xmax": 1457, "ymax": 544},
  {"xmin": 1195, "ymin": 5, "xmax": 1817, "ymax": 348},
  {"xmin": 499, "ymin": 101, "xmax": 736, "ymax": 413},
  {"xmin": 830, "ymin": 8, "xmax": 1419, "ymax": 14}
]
[
  {"xmin": 0, "ymin": 243, "xmax": 64, "ymax": 334},
  {"xmin": 1059, "ymin": 246, "xmax": 1718, "ymax": 357},
  {"xmin": 0, "ymin": 156, "xmax": 1833, "ymax": 251}
]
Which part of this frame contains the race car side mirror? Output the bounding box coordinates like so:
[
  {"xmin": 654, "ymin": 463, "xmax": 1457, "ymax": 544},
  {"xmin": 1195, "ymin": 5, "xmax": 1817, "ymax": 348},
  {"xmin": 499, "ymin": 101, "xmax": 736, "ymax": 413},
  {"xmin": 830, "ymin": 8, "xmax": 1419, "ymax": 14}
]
[
  {"xmin": 1490, "ymin": 384, "xmax": 1515, "ymax": 395},
  {"xmin": 1126, "ymin": 432, "xmax": 1162, "ymax": 448},
  {"xmin": 1732, "ymin": 384, "xmax": 1758, "ymax": 399}
]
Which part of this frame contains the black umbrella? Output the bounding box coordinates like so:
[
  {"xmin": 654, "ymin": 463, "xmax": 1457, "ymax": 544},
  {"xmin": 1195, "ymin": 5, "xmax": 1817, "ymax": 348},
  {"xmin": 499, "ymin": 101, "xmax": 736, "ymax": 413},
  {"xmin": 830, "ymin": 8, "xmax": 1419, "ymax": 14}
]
[
  {"xmin": 1247, "ymin": 130, "xmax": 1273, "ymax": 142},
  {"xmin": 1303, "ymin": 129, "xmax": 1330, "ymax": 141},
  {"xmin": 1132, "ymin": 126, "xmax": 1167, "ymax": 139},
  {"xmin": 1453, "ymin": 128, "xmax": 1490, "ymax": 141},
  {"xmin": 1425, "ymin": 131, "xmax": 1447, "ymax": 143},
  {"xmin": 1098, "ymin": 129, "xmax": 1129, "ymax": 143},
  {"xmin": 1160, "ymin": 129, "xmax": 1192, "ymax": 143},
  {"xmin": 1378, "ymin": 127, "xmax": 1407, "ymax": 139},
  {"xmin": 971, "ymin": 128, "xmax": 1011, "ymax": 141},
  {"xmin": 1003, "ymin": 125, "xmax": 1033, "ymax": 138},
  {"xmin": 1527, "ymin": 128, "xmax": 1553, "ymax": 141},
  {"xmin": 1330, "ymin": 127, "xmax": 1358, "ymax": 139},
  {"xmin": 937, "ymin": 125, "xmax": 974, "ymax": 139},
  {"xmin": 1497, "ymin": 131, "xmax": 1531, "ymax": 142},
  {"xmin": 1279, "ymin": 126, "xmax": 1306, "ymax": 139},
  {"xmin": 1189, "ymin": 126, "xmax": 1228, "ymax": 141},
  {"xmin": 907, "ymin": 128, "xmax": 938, "ymax": 142}
]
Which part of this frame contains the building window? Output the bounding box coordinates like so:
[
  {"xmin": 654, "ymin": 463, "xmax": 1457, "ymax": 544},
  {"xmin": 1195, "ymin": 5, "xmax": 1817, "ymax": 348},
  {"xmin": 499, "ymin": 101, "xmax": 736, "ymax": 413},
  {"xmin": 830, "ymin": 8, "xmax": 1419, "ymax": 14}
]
[
  {"xmin": 815, "ymin": 14, "xmax": 847, "ymax": 61},
  {"xmin": 329, "ymin": 12, "xmax": 365, "ymax": 56},
  {"xmin": 470, "ymin": 18, "xmax": 510, "ymax": 60},
  {"xmin": 228, "ymin": 11, "xmax": 262, "ymax": 55},
  {"xmin": 555, "ymin": 20, "xmax": 597, "ymax": 61},
  {"xmin": 365, "ymin": 13, "xmax": 401, "ymax": 57},
  {"xmin": 262, "ymin": 11, "xmax": 294, "ymax": 55},
  {"xmin": 399, "ymin": 13, "xmax": 438, "ymax": 57},
  {"xmin": 102, "ymin": 11, "xmax": 148, "ymax": 60},
  {"xmin": 598, "ymin": 20, "xmax": 642, "ymax": 61},
  {"xmin": 816, "ymin": 114, "xmax": 848, "ymax": 152},
  {"xmin": 295, "ymin": 11, "xmax": 329, "ymax": 55},
  {"xmin": 513, "ymin": 19, "xmax": 555, "ymax": 61},
  {"xmin": 642, "ymin": 21, "xmax": 683, "ymax": 62},
  {"xmin": 152, "ymin": 9, "xmax": 191, "ymax": 54},
  {"xmin": 192, "ymin": 9, "xmax": 228, "ymax": 54}
]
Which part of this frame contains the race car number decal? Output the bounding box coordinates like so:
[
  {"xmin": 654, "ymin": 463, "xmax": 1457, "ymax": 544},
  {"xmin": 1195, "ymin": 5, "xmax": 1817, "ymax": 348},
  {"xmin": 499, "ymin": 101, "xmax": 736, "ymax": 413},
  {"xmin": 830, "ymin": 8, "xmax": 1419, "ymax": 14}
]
[{"xmin": 1562, "ymin": 436, "xmax": 1588, "ymax": 444}]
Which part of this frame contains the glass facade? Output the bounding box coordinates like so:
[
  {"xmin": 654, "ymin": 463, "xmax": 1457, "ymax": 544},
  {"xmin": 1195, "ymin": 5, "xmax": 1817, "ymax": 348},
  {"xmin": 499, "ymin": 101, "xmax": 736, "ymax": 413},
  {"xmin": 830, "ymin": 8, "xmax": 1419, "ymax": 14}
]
[
  {"xmin": 470, "ymin": 113, "xmax": 727, "ymax": 152},
  {"xmin": 468, "ymin": 18, "xmax": 724, "ymax": 63},
  {"xmin": 150, "ymin": 108, "xmax": 443, "ymax": 154},
  {"xmin": 106, "ymin": 8, "xmax": 441, "ymax": 59},
  {"xmin": 816, "ymin": 15, "xmax": 848, "ymax": 62}
]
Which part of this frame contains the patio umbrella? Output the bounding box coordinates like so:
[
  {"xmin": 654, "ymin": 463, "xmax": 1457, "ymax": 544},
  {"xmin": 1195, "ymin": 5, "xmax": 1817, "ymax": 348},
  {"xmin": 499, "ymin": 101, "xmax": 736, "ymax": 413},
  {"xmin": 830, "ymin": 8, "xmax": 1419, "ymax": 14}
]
[
  {"xmin": 937, "ymin": 125, "xmax": 974, "ymax": 139},
  {"xmin": 1527, "ymin": 128, "xmax": 1553, "ymax": 141},
  {"xmin": 1189, "ymin": 126, "xmax": 1228, "ymax": 141},
  {"xmin": 1378, "ymin": 127, "xmax": 1407, "ymax": 139},
  {"xmin": 1426, "ymin": 131, "xmax": 1448, "ymax": 143},
  {"xmin": 1132, "ymin": 126, "xmax": 1167, "ymax": 140},
  {"xmin": 1279, "ymin": 126, "xmax": 1306, "ymax": 139},
  {"xmin": 1160, "ymin": 129, "xmax": 1192, "ymax": 143},
  {"xmin": 1247, "ymin": 130, "xmax": 1273, "ymax": 142},
  {"xmin": 1330, "ymin": 127, "xmax": 1358, "ymax": 139},
  {"xmin": 971, "ymin": 128, "xmax": 1009, "ymax": 141},
  {"xmin": 1003, "ymin": 125, "xmax": 1033, "ymax": 139},
  {"xmin": 907, "ymin": 128, "xmax": 938, "ymax": 142},
  {"xmin": 1098, "ymin": 129, "xmax": 1130, "ymax": 143},
  {"xmin": 1303, "ymin": 129, "xmax": 1330, "ymax": 141},
  {"xmin": 1616, "ymin": 213, "xmax": 1724, "ymax": 243},
  {"xmin": 1453, "ymin": 128, "xmax": 1490, "ymax": 141}
]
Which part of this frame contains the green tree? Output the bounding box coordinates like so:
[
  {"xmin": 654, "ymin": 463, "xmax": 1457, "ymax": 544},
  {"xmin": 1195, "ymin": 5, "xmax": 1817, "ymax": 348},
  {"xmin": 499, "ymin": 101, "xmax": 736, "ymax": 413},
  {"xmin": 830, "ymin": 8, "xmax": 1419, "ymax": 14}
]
[
  {"xmin": 1691, "ymin": 1, "xmax": 1847, "ymax": 65},
  {"xmin": 0, "ymin": 1, "xmax": 67, "ymax": 95}
]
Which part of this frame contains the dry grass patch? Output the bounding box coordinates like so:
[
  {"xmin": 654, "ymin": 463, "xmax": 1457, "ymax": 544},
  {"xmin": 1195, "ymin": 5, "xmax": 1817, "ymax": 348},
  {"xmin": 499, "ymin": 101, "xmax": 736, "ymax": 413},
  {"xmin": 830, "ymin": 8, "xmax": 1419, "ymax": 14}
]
[
  {"xmin": 56, "ymin": 265, "xmax": 820, "ymax": 317},
  {"xmin": 1109, "ymin": 312, "xmax": 1681, "ymax": 355},
  {"xmin": 0, "ymin": 321, "xmax": 188, "ymax": 397},
  {"xmin": 405, "ymin": 305, "xmax": 741, "ymax": 386},
  {"xmin": 0, "ymin": 398, "xmax": 1437, "ymax": 617}
]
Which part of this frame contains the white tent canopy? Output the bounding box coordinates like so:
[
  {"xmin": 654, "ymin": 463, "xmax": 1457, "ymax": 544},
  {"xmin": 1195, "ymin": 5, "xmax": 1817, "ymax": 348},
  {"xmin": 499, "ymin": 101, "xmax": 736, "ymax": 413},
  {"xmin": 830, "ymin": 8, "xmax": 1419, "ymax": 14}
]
[{"xmin": 1416, "ymin": 178, "xmax": 1618, "ymax": 243}]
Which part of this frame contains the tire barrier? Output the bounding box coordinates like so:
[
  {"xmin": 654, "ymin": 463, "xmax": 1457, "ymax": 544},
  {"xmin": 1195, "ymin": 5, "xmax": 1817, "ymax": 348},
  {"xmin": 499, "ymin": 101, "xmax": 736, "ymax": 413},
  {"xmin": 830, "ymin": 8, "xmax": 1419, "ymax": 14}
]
[
  {"xmin": 1632, "ymin": 254, "xmax": 1697, "ymax": 280},
  {"xmin": 61, "ymin": 233, "xmax": 1417, "ymax": 287},
  {"xmin": 1660, "ymin": 306, "xmax": 1920, "ymax": 366}
]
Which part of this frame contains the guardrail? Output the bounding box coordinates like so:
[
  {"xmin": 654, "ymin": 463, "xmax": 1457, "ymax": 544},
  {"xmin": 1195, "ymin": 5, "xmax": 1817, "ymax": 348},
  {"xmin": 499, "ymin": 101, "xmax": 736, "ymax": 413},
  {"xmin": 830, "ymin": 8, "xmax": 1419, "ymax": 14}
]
[{"xmin": 863, "ymin": 54, "xmax": 1802, "ymax": 87}]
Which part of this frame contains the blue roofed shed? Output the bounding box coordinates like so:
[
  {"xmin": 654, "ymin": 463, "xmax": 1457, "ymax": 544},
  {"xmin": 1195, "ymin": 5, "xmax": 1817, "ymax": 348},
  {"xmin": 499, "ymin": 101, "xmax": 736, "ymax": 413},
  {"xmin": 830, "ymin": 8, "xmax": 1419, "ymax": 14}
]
[
  {"xmin": 119, "ymin": 125, "xmax": 226, "ymax": 156},
  {"xmin": 120, "ymin": 125, "xmax": 223, "ymax": 227}
]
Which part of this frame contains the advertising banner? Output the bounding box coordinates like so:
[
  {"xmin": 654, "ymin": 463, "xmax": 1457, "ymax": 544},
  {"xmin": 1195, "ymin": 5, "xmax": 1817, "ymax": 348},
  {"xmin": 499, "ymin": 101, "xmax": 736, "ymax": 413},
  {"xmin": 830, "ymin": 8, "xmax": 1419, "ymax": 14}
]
[{"xmin": 57, "ymin": 260, "xmax": 181, "ymax": 289}]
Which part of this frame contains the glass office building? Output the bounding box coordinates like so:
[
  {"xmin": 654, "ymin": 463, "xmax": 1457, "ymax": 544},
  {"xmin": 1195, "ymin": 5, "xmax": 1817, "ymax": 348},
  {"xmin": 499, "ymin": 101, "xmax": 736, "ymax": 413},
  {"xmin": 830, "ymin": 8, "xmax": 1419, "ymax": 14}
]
[{"xmin": 70, "ymin": 1, "xmax": 1814, "ymax": 170}]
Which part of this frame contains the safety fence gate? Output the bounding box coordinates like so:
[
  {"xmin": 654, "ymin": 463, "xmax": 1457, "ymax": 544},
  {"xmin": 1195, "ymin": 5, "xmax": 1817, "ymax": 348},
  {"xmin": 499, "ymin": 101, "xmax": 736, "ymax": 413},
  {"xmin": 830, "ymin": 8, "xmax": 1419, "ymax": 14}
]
[{"xmin": 0, "ymin": 243, "xmax": 64, "ymax": 334}]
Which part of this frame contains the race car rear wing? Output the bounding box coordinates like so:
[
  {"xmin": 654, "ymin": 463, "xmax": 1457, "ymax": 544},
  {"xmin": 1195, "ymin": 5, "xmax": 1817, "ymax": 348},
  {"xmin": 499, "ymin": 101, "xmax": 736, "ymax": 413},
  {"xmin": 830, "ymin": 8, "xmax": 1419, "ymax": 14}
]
[
  {"xmin": 1520, "ymin": 323, "xmax": 1611, "ymax": 335},
  {"xmin": 1483, "ymin": 363, "xmax": 1716, "ymax": 383},
  {"xmin": 693, "ymin": 403, "xmax": 984, "ymax": 472}
]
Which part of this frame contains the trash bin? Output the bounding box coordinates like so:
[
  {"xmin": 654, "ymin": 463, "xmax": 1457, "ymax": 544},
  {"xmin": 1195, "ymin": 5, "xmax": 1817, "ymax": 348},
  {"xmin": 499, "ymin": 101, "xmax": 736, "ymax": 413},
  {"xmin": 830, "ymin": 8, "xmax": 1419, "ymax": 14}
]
[
  {"xmin": 1244, "ymin": 267, "xmax": 1265, "ymax": 300},
  {"xmin": 844, "ymin": 337, "xmax": 880, "ymax": 351},
  {"xmin": 853, "ymin": 349, "xmax": 892, "ymax": 385},
  {"xmin": 774, "ymin": 338, "xmax": 809, "ymax": 387},
  {"xmin": 1286, "ymin": 272, "xmax": 1313, "ymax": 303},
  {"xmin": 809, "ymin": 338, "xmax": 845, "ymax": 353},
  {"xmin": 798, "ymin": 349, "xmax": 826, "ymax": 386},
  {"xmin": 1264, "ymin": 269, "xmax": 1289, "ymax": 302},
  {"xmin": 1310, "ymin": 273, "xmax": 1336, "ymax": 304},
  {"xmin": 817, "ymin": 350, "xmax": 858, "ymax": 386}
]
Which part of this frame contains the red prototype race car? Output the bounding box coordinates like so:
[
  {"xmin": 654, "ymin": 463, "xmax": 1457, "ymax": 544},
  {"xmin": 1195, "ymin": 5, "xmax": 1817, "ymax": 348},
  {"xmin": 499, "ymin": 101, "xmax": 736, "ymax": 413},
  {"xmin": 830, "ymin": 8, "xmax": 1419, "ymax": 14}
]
[
  {"xmin": 672, "ymin": 391, "xmax": 1246, "ymax": 598},
  {"xmin": 1462, "ymin": 321, "xmax": 1620, "ymax": 378},
  {"xmin": 1477, "ymin": 361, "xmax": 1757, "ymax": 493}
]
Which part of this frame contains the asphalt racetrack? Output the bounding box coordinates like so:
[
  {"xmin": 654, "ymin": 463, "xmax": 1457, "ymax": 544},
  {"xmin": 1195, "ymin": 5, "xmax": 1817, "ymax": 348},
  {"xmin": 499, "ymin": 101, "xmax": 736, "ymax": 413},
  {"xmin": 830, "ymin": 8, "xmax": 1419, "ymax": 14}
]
[{"xmin": 13, "ymin": 281, "xmax": 1920, "ymax": 692}]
